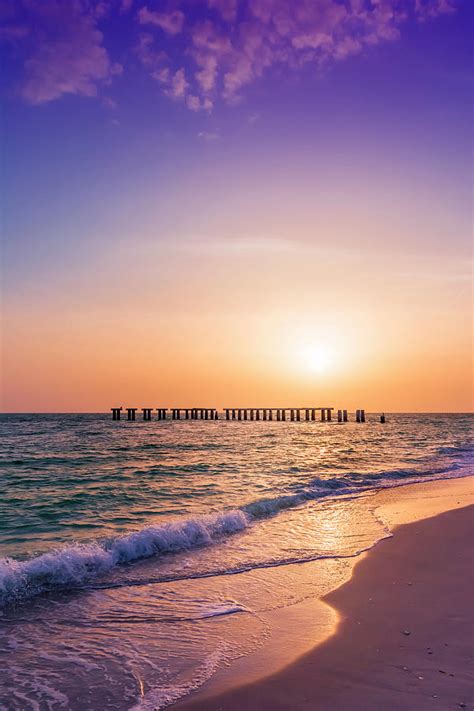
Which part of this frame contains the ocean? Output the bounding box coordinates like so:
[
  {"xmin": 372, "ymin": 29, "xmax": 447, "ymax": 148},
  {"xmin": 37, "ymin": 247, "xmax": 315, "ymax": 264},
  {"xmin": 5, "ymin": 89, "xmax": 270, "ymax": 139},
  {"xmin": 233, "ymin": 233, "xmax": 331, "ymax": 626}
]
[{"xmin": 0, "ymin": 413, "xmax": 472, "ymax": 709}]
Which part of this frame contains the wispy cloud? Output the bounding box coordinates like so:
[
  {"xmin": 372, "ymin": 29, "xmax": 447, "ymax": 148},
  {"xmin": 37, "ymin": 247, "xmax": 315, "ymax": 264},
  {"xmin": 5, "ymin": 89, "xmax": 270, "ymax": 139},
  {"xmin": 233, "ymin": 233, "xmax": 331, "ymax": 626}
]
[
  {"xmin": 1, "ymin": 0, "xmax": 458, "ymax": 108},
  {"xmin": 1, "ymin": 0, "xmax": 122, "ymax": 105},
  {"xmin": 197, "ymin": 130, "xmax": 220, "ymax": 142},
  {"xmin": 138, "ymin": 7, "xmax": 185, "ymax": 35}
]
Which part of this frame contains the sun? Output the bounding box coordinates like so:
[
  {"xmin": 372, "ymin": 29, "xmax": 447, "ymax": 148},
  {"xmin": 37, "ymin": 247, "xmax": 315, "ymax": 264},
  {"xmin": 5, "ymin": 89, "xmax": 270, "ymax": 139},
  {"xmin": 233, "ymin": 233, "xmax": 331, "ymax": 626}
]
[{"xmin": 299, "ymin": 344, "xmax": 333, "ymax": 374}]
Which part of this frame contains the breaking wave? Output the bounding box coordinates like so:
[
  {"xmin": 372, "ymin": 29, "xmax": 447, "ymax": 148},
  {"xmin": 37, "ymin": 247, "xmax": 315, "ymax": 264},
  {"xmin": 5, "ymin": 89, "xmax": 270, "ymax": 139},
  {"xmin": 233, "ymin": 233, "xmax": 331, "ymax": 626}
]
[{"xmin": 1, "ymin": 453, "xmax": 472, "ymax": 608}]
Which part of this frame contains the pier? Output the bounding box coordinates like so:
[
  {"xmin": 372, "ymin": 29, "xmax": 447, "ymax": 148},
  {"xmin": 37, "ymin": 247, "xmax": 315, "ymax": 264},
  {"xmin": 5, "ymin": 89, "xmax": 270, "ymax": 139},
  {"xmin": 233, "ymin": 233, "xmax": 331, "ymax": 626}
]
[{"xmin": 111, "ymin": 406, "xmax": 368, "ymax": 422}]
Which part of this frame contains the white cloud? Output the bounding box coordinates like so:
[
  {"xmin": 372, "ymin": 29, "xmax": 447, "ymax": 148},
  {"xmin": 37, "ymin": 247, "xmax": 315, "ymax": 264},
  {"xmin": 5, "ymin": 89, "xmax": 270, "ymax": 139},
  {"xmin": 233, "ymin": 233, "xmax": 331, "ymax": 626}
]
[{"xmin": 138, "ymin": 7, "xmax": 185, "ymax": 35}]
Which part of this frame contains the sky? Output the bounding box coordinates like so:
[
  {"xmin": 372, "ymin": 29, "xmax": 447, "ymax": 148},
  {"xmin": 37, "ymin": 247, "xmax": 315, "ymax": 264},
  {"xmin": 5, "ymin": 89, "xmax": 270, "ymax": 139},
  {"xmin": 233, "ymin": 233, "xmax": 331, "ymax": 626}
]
[{"xmin": 1, "ymin": 0, "xmax": 472, "ymax": 412}]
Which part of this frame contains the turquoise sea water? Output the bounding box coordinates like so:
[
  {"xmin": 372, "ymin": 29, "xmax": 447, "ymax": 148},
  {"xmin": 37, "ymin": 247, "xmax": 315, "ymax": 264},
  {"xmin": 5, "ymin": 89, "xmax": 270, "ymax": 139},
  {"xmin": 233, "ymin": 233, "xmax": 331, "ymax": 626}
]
[{"xmin": 0, "ymin": 413, "xmax": 472, "ymax": 709}]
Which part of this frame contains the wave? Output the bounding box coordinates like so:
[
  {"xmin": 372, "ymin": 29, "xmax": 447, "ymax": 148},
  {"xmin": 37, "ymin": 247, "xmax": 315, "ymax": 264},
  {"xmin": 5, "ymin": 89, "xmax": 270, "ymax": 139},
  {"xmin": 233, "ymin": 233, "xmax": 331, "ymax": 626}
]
[{"xmin": 1, "ymin": 457, "xmax": 472, "ymax": 608}]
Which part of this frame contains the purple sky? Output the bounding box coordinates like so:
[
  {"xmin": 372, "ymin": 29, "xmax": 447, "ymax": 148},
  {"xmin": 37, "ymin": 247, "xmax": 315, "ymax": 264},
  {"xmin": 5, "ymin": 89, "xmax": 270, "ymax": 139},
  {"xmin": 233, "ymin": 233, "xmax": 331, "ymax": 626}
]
[{"xmin": 1, "ymin": 1, "xmax": 473, "ymax": 411}]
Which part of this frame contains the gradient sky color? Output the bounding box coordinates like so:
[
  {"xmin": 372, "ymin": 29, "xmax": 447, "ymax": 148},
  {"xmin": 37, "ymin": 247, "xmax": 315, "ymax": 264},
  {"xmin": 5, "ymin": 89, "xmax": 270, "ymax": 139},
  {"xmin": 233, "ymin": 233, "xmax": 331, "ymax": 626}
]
[{"xmin": 1, "ymin": 0, "xmax": 473, "ymax": 412}]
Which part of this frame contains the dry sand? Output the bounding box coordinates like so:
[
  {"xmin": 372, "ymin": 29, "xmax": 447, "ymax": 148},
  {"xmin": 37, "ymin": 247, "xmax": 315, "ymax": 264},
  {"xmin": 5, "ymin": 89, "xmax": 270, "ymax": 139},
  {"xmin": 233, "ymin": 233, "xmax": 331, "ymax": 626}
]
[{"xmin": 178, "ymin": 503, "xmax": 474, "ymax": 710}]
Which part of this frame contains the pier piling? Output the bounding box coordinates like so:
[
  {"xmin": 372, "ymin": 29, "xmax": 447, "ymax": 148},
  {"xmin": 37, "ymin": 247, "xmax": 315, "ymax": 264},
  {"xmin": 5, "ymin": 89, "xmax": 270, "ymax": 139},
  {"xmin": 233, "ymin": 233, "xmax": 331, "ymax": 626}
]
[{"xmin": 112, "ymin": 405, "xmax": 362, "ymax": 426}]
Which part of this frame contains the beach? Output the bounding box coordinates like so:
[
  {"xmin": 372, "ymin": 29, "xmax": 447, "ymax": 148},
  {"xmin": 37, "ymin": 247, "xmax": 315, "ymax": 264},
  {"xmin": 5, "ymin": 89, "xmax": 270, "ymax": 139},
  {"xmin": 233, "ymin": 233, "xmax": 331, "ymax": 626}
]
[
  {"xmin": 0, "ymin": 415, "xmax": 472, "ymax": 709},
  {"xmin": 178, "ymin": 480, "xmax": 473, "ymax": 710}
]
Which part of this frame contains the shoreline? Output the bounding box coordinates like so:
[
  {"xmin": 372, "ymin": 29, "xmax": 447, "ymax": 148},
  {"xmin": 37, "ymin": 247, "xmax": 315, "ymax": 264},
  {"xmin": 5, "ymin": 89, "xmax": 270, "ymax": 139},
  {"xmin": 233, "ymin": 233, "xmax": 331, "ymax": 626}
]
[{"xmin": 176, "ymin": 477, "xmax": 474, "ymax": 710}]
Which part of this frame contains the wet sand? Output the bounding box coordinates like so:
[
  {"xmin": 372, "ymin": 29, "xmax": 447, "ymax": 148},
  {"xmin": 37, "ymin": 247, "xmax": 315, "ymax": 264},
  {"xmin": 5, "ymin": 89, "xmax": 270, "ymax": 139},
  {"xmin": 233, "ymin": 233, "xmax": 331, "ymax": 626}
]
[{"xmin": 178, "ymin": 502, "xmax": 474, "ymax": 710}]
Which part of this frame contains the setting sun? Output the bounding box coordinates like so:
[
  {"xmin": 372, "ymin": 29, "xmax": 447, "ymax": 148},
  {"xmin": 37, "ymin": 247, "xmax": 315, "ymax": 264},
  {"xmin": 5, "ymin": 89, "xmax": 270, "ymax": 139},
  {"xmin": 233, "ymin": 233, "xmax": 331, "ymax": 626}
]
[{"xmin": 299, "ymin": 344, "xmax": 334, "ymax": 375}]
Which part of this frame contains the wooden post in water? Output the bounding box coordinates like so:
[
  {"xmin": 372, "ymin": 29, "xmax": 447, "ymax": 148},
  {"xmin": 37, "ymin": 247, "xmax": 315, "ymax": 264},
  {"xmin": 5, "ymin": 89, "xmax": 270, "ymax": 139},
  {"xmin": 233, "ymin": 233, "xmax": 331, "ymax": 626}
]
[
  {"xmin": 311, "ymin": 409, "xmax": 316, "ymax": 421},
  {"xmin": 282, "ymin": 409, "xmax": 286, "ymax": 421},
  {"xmin": 343, "ymin": 409, "xmax": 348, "ymax": 422},
  {"xmin": 356, "ymin": 409, "xmax": 361, "ymax": 423},
  {"xmin": 360, "ymin": 409, "xmax": 365, "ymax": 423},
  {"xmin": 337, "ymin": 409, "xmax": 342, "ymax": 422},
  {"xmin": 380, "ymin": 413, "xmax": 386, "ymax": 423},
  {"xmin": 276, "ymin": 410, "xmax": 281, "ymax": 421},
  {"xmin": 226, "ymin": 409, "xmax": 230, "ymax": 420},
  {"xmin": 256, "ymin": 409, "xmax": 260, "ymax": 420},
  {"xmin": 111, "ymin": 407, "xmax": 122, "ymax": 420},
  {"xmin": 296, "ymin": 409, "xmax": 301, "ymax": 421},
  {"xmin": 327, "ymin": 409, "xmax": 332, "ymax": 422},
  {"xmin": 244, "ymin": 409, "xmax": 248, "ymax": 420},
  {"xmin": 238, "ymin": 410, "xmax": 242, "ymax": 420},
  {"xmin": 127, "ymin": 408, "xmax": 137, "ymax": 421},
  {"xmin": 142, "ymin": 408, "xmax": 152, "ymax": 421},
  {"xmin": 290, "ymin": 409, "xmax": 295, "ymax": 421},
  {"xmin": 250, "ymin": 409, "xmax": 254, "ymax": 420},
  {"xmin": 321, "ymin": 409, "xmax": 326, "ymax": 422},
  {"xmin": 305, "ymin": 409, "xmax": 310, "ymax": 421},
  {"xmin": 215, "ymin": 409, "xmax": 219, "ymax": 420},
  {"xmin": 269, "ymin": 409, "xmax": 273, "ymax": 420}
]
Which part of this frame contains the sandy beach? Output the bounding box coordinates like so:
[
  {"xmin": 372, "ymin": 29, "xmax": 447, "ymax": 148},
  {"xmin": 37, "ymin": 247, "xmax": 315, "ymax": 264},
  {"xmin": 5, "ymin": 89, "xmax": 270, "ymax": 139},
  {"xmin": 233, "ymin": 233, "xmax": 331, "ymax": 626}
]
[{"xmin": 179, "ymin": 487, "xmax": 474, "ymax": 710}]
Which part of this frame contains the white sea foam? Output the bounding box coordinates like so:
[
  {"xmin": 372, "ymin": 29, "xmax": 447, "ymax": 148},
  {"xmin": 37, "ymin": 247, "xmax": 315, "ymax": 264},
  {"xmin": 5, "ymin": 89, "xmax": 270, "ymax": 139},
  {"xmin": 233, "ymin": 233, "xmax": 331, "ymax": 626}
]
[{"xmin": 0, "ymin": 460, "xmax": 472, "ymax": 608}]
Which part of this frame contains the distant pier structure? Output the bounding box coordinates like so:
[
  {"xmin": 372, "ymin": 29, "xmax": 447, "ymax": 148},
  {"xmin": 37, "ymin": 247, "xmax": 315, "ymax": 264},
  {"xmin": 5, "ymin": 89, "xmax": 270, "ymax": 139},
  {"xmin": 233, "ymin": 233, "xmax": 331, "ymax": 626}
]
[
  {"xmin": 222, "ymin": 407, "xmax": 334, "ymax": 421},
  {"xmin": 111, "ymin": 406, "xmax": 368, "ymax": 422}
]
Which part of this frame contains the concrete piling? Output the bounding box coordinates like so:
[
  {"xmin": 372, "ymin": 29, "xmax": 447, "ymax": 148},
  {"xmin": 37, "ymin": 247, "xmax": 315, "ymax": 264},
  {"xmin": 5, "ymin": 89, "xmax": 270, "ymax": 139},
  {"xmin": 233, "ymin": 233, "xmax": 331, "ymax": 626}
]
[{"xmin": 113, "ymin": 405, "xmax": 364, "ymax": 426}]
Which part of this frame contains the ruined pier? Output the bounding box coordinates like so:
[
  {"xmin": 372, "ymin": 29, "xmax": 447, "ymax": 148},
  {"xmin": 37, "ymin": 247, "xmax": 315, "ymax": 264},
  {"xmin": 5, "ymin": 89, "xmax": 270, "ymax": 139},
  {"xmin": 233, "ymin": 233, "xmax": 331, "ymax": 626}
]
[{"xmin": 111, "ymin": 407, "xmax": 366, "ymax": 422}]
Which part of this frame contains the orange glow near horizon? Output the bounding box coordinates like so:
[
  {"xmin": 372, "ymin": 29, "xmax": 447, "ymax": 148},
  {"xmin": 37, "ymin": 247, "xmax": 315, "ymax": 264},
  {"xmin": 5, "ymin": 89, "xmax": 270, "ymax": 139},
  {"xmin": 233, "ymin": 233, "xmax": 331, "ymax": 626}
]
[{"xmin": 2, "ymin": 230, "xmax": 472, "ymax": 413}]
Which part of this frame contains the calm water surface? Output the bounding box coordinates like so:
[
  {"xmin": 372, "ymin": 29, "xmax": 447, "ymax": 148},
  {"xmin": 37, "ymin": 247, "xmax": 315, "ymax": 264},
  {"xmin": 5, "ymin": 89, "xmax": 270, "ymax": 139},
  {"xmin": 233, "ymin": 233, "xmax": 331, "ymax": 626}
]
[{"xmin": 0, "ymin": 413, "xmax": 472, "ymax": 709}]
